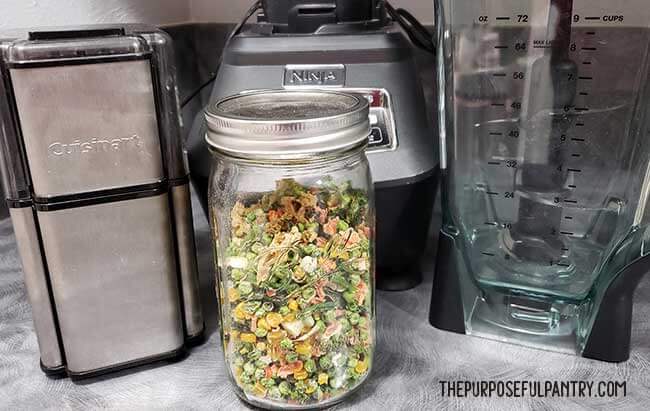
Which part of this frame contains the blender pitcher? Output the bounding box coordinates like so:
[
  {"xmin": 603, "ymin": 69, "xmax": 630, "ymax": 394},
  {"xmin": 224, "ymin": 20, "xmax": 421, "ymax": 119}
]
[{"xmin": 430, "ymin": 0, "xmax": 650, "ymax": 361}]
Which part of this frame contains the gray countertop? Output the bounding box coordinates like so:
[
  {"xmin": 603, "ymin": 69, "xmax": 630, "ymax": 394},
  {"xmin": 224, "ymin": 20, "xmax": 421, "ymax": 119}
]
[{"xmin": 1, "ymin": 189, "xmax": 649, "ymax": 410}]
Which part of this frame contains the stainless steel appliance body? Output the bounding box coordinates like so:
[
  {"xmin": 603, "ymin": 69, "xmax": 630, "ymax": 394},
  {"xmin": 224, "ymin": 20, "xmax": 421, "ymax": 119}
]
[{"xmin": 0, "ymin": 26, "xmax": 204, "ymax": 378}]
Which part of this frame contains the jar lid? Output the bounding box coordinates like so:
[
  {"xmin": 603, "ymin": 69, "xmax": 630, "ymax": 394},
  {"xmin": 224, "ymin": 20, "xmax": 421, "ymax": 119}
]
[{"xmin": 204, "ymin": 90, "xmax": 370, "ymax": 160}]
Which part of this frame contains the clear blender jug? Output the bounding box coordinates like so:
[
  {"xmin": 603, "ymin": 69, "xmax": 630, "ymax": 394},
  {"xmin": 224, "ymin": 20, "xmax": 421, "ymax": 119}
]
[{"xmin": 429, "ymin": 0, "xmax": 650, "ymax": 361}]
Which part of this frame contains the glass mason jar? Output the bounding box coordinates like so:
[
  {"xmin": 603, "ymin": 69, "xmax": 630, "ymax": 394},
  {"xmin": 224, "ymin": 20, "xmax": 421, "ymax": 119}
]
[{"xmin": 205, "ymin": 90, "xmax": 376, "ymax": 409}]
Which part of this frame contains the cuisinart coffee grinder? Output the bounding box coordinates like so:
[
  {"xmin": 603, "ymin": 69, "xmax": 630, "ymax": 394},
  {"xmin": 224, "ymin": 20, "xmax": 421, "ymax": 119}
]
[
  {"xmin": 430, "ymin": 0, "xmax": 650, "ymax": 361},
  {"xmin": 187, "ymin": 0, "xmax": 438, "ymax": 291},
  {"xmin": 0, "ymin": 26, "xmax": 204, "ymax": 377}
]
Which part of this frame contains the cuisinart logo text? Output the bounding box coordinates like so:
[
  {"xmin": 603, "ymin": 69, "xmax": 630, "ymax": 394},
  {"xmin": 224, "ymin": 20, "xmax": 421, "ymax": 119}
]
[
  {"xmin": 48, "ymin": 135, "xmax": 144, "ymax": 157},
  {"xmin": 283, "ymin": 65, "xmax": 346, "ymax": 87}
]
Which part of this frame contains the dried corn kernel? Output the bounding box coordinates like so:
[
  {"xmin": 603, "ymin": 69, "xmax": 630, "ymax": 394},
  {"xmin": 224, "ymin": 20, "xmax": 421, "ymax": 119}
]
[
  {"xmin": 234, "ymin": 302, "xmax": 250, "ymax": 321},
  {"xmin": 228, "ymin": 288, "xmax": 240, "ymax": 302},
  {"xmin": 294, "ymin": 370, "xmax": 308, "ymax": 380},
  {"xmin": 295, "ymin": 342, "xmax": 312, "ymax": 357},
  {"xmin": 318, "ymin": 373, "xmax": 329, "ymax": 385},
  {"xmin": 292, "ymin": 267, "xmax": 306, "ymax": 281},
  {"xmin": 266, "ymin": 312, "xmax": 283, "ymax": 328},
  {"xmin": 355, "ymin": 361, "xmax": 368, "ymax": 374},
  {"xmin": 288, "ymin": 299, "xmax": 299, "ymax": 311},
  {"xmin": 254, "ymin": 382, "xmax": 267, "ymax": 396},
  {"xmin": 240, "ymin": 333, "xmax": 257, "ymax": 344},
  {"xmin": 257, "ymin": 318, "xmax": 269, "ymax": 330},
  {"xmin": 267, "ymin": 330, "xmax": 285, "ymax": 344}
]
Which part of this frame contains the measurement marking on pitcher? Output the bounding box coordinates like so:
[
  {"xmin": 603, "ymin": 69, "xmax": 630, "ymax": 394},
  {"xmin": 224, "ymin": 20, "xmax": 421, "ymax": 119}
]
[
  {"xmin": 493, "ymin": 73, "xmax": 507, "ymax": 77},
  {"xmin": 582, "ymin": 62, "xmax": 592, "ymax": 65},
  {"xmin": 579, "ymin": 92, "xmax": 589, "ymax": 96},
  {"xmin": 557, "ymin": 262, "xmax": 571, "ymax": 267},
  {"xmin": 576, "ymin": 123, "xmax": 585, "ymax": 127},
  {"xmin": 489, "ymin": 132, "xmax": 503, "ymax": 136},
  {"xmin": 567, "ymin": 168, "xmax": 582, "ymax": 173},
  {"xmin": 488, "ymin": 161, "xmax": 501, "ymax": 165},
  {"xmin": 494, "ymin": 45, "xmax": 509, "ymax": 49},
  {"xmin": 582, "ymin": 47, "xmax": 597, "ymax": 51},
  {"xmin": 568, "ymin": 185, "xmax": 577, "ymax": 189},
  {"xmin": 560, "ymin": 231, "xmax": 575, "ymax": 236},
  {"xmin": 586, "ymin": 31, "xmax": 596, "ymax": 35},
  {"xmin": 484, "ymin": 222, "xmax": 499, "ymax": 227},
  {"xmin": 585, "ymin": 17, "xmax": 601, "ymax": 21},
  {"xmin": 571, "ymin": 154, "xmax": 581, "ymax": 158},
  {"xmin": 564, "ymin": 216, "xmax": 574, "ymax": 220},
  {"xmin": 575, "ymin": 107, "xmax": 590, "ymax": 112},
  {"xmin": 492, "ymin": 103, "xmax": 505, "ymax": 107},
  {"xmin": 487, "ymin": 191, "xmax": 500, "ymax": 196},
  {"xmin": 579, "ymin": 76, "xmax": 593, "ymax": 80},
  {"xmin": 564, "ymin": 199, "xmax": 578, "ymax": 204},
  {"xmin": 482, "ymin": 252, "xmax": 496, "ymax": 257},
  {"xmin": 572, "ymin": 138, "xmax": 585, "ymax": 142}
]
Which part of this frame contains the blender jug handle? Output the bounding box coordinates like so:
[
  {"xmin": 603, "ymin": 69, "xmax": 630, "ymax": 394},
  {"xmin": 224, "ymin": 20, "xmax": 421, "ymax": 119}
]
[
  {"xmin": 582, "ymin": 254, "xmax": 650, "ymax": 363},
  {"xmin": 429, "ymin": 229, "xmax": 467, "ymax": 334}
]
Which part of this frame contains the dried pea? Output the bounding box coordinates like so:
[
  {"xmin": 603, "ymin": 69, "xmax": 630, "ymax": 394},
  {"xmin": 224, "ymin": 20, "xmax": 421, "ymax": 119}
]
[
  {"xmin": 268, "ymin": 387, "xmax": 281, "ymax": 399},
  {"xmin": 243, "ymin": 362, "xmax": 255, "ymax": 375},
  {"xmin": 301, "ymin": 288, "xmax": 316, "ymax": 300},
  {"xmin": 319, "ymin": 354, "xmax": 332, "ymax": 370},
  {"xmin": 254, "ymin": 368, "xmax": 265, "ymax": 380},
  {"xmin": 285, "ymin": 352, "xmax": 298, "ymax": 363},
  {"xmin": 262, "ymin": 302, "xmax": 274, "ymax": 312},
  {"xmin": 278, "ymin": 381, "xmax": 291, "ymax": 396},
  {"xmin": 343, "ymin": 291, "xmax": 356, "ymax": 304},
  {"xmin": 301, "ymin": 316, "xmax": 315, "ymax": 329},
  {"xmin": 238, "ymin": 281, "xmax": 253, "ymax": 296},
  {"xmin": 323, "ymin": 310, "xmax": 337, "ymax": 323},
  {"xmin": 304, "ymin": 359, "xmax": 316, "ymax": 373},
  {"xmin": 280, "ymin": 338, "xmax": 293, "ymax": 351}
]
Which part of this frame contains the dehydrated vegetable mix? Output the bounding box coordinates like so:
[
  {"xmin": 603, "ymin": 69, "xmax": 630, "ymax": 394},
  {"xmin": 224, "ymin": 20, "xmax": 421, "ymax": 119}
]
[{"xmin": 218, "ymin": 178, "xmax": 374, "ymax": 406}]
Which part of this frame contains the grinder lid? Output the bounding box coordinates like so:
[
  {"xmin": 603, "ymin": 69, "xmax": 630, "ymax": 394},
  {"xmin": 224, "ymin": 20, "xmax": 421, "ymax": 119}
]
[{"xmin": 204, "ymin": 90, "xmax": 370, "ymax": 160}]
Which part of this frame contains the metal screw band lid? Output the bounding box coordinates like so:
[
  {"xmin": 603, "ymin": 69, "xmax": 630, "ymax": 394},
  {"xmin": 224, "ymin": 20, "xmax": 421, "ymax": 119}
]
[{"xmin": 204, "ymin": 90, "xmax": 370, "ymax": 160}]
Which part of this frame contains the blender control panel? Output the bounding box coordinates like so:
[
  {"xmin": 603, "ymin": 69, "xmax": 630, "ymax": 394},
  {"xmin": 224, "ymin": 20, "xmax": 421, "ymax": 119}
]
[
  {"xmin": 280, "ymin": 86, "xmax": 397, "ymax": 153},
  {"xmin": 355, "ymin": 89, "xmax": 397, "ymax": 152}
]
